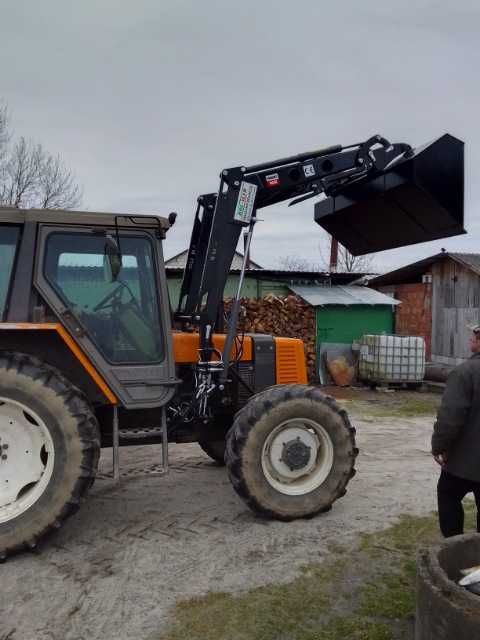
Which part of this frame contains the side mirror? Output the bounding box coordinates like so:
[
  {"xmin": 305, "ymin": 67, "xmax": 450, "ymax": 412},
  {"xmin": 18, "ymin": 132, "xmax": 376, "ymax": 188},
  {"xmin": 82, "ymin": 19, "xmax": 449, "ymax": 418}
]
[{"xmin": 104, "ymin": 234, "xmax": 122, "ymax": 282}]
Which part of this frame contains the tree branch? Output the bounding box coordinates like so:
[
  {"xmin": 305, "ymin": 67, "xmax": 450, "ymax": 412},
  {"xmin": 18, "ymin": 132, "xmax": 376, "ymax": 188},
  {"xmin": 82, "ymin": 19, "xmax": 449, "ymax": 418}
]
[{"xmin": 0, "ymin": 99, "xmax": 82, "ymax": 210}]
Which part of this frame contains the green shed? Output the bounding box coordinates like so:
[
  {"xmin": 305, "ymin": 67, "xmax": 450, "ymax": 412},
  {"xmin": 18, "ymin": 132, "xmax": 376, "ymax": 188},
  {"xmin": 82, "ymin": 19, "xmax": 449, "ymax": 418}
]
[{"xmin": 290, "ymin": 285, "xmax": 399, "ymax": 380}]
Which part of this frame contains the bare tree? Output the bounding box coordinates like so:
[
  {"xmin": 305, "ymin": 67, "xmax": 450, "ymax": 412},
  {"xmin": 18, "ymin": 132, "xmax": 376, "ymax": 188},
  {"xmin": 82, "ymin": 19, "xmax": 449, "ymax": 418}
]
[
  {"xmin": 317, "ymin": 239, "xmax": 377, "ymax": 274},
  {"xmin": 3, "ymin": 137, "xmax": 43, "ymax": 208},
  {"xmin": 0, "ymin": 104, "xmax": 10, "ymax": 199},
  {"xmin": 0, "ymin": 104, "xmax": 9, "ymax": 161},
  {"xmin": 37, "ymin": 153, "xmax": 82, "ymax": 209},
  {"xmin": 280, "ymin": 248, "xmax": 375, "ymax": 274},
  {"xmin": 0, "ymin": 102, "xmax": 82, "ymax": 210},
  {"xmin": 278, "ymin": 255, "xmax": 321, "ymax": 271},
  {"xmin": 336, "ymin": 246, "xmax": 376, "ymax": 273}
]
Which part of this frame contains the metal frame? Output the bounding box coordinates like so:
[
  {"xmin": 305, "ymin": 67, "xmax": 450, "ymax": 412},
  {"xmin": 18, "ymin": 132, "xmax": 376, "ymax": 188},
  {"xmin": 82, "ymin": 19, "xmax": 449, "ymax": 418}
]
[
  {"xmin": 176, "ymin": 136, "xmax": 414, "ymax": 366},
  {"xmin": 170, "ymin": 133, "xmax": 465, "ymax": 419},
  {"xmin": 6, "ymin": 221, "xmax": 37, "ymax": 322}
]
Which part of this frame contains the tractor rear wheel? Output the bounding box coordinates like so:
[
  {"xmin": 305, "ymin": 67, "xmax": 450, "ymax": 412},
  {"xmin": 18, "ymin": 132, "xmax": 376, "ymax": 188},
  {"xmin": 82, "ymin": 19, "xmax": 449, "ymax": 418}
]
[
  {"xmin": 225, "ymin": 384, "xmax": 357, "ymax": 521},
  {"xmin": 199, "ymin": 439, "xmax": 226, "ymax": 465},
  {"xmin": 0, "ymin": 353, "xmax": 100, "ymax": 559}
]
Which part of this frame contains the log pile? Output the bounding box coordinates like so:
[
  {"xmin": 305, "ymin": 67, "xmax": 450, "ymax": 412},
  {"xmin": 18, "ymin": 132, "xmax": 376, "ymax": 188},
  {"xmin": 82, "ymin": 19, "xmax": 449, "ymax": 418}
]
[{"xmin": 225, "ymin": 294, "xmax": 317, "ymax": 381}]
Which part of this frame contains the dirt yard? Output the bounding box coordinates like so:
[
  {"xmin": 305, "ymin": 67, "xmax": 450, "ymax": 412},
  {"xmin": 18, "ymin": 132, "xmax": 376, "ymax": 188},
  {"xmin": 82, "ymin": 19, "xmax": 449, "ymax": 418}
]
[{"xmin": 1, "ymin": 389, "xmax": 442, "ymax": 640}]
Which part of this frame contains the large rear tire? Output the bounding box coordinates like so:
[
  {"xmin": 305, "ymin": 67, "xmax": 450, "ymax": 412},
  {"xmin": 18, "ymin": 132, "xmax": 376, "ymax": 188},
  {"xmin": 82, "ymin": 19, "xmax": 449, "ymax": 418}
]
[
  {"xmin": 0, "ymin": 353, "xmax": 100, "ymax": 559},
  {"xmin": 225, "ymin": 384, "xmax": 357, "ymax": 520},
  {"xmin": 199, "ymin": 439, "xmax": 226, "ymax": 465}
]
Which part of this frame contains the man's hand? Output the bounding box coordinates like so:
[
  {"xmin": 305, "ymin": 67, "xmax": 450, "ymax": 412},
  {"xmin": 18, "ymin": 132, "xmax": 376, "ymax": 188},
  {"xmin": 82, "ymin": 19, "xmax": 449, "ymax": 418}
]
[{"xmin": 433, "ymin": 453, "xmax": 448, "ymax": 467}]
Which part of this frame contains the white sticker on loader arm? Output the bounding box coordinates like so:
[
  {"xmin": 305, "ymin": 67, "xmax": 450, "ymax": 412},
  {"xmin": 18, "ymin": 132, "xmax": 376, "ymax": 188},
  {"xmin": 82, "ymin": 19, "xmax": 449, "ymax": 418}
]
[{"xmin": 234, "ymin": 182, "xmax": 257, "ymax": 224}]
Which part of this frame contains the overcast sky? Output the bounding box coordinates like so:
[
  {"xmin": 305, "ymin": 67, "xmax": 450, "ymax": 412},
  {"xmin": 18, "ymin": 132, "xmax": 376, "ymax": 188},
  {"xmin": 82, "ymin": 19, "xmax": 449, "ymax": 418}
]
[{"xmin": 1, "ymin": 0, "xmax": 478, "ymax": 271}]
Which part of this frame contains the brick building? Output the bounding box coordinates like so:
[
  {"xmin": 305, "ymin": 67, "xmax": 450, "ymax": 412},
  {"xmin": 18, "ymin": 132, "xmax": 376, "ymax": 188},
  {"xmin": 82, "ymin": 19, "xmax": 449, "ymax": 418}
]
[
  {"xmin": 369, "ymin": 252, "xmax": 480, "ymax": 365},
  {"xmin": 392, "ymin": 282, "xmax": 432, "ymax": 358}
]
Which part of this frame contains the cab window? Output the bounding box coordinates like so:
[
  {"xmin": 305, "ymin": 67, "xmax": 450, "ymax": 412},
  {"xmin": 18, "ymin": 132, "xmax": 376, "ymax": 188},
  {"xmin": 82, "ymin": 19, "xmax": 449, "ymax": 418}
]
[
  {"xmin": 0, "ymin": 225, "xmax": 20, "ymax": 320},
  {"xmin": 44, "ymin": 232, "xmax": 163, "ymax": 364}
]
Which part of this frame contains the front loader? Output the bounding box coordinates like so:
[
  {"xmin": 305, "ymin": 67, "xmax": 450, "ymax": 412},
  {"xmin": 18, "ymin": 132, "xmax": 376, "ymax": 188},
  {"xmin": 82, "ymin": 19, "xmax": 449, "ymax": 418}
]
[{"xmin": 0, "ymin": 133, "xmax": 464, "ymax": 558}]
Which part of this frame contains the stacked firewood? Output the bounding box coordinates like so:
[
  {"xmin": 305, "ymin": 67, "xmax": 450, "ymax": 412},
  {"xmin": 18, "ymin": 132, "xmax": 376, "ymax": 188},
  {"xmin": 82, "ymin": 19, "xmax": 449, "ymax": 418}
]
[{"xmin": 225, "ymin": 294, "xmax": 316, "ymax": 381}]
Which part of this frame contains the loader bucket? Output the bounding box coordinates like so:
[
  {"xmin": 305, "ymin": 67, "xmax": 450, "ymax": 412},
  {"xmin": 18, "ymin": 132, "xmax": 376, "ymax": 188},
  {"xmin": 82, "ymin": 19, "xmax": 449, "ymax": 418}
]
[{"xmin": 314, "ymin": 133, "xmax": 465, "ymax": 256}]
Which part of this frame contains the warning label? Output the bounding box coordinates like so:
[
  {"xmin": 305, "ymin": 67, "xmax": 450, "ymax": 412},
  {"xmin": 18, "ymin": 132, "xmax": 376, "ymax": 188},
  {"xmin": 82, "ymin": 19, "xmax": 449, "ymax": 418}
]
[{"xmin": 265, "ymin": 173, "xmax": 280, "ymax": 187}]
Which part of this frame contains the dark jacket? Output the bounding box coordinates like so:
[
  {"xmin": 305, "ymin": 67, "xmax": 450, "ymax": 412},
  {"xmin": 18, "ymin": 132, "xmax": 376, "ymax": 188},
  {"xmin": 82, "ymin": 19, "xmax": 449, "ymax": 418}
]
[{"xmin": 432, "ymin": 352, "xmax": 480, "ymax": 482}]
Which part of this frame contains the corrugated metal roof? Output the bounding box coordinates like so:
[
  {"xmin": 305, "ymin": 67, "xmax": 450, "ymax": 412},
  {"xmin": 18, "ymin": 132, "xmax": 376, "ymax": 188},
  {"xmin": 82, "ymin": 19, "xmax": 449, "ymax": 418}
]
[
  {"xmin": 165, "ymin": 267, "xmax": 364, "ymax": 285},
  {"xmin": 289, "ymin": 285, "xmax": 400, "ymax": 307},
  {"xmin": 165, "ymin": 249, "xmax": 263, "ymax": 270}
]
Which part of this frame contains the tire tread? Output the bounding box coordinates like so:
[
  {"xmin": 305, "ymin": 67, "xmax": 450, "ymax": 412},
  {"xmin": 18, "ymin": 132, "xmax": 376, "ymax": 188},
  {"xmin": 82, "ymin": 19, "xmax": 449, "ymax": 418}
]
[
  {"xmin": 0, "ymin": 351, "xmax": 100, "ymax": 559},
  {"xmin": 225, "ymin": 384, "xmax": 357, "ymax": 521}
]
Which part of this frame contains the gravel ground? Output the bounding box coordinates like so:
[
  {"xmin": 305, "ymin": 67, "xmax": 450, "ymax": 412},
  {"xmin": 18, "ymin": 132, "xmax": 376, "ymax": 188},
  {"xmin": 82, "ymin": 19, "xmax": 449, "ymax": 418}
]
[{"xmin": 1, "ymin": 404, "xmax": 440, "ymax": 640}]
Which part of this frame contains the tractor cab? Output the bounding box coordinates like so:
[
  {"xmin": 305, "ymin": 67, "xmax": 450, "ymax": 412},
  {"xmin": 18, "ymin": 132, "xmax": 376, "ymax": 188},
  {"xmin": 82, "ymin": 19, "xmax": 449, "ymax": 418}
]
[{"xmin": 0, "ymin": 207, "xmax": 177, "ymax": 409}]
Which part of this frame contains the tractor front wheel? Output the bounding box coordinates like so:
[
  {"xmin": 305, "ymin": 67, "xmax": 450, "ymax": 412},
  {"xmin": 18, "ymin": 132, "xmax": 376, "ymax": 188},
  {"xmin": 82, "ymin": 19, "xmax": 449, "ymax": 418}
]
[{"xmin": 225, "ymin": 384, "xmax": 357, "ymax": 520}]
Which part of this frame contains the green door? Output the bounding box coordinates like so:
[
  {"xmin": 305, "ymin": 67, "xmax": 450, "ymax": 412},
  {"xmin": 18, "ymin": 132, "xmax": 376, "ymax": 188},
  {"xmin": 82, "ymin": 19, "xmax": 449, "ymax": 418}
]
[{"xmin": 316, "ymin": 305, "xmax": 393, "ymax": 345}]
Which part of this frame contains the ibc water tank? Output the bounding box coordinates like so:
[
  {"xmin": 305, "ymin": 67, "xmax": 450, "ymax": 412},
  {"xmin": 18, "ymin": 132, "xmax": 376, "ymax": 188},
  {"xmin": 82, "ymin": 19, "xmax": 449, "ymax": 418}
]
[{"xmin": 359, "ymin": 335, "xmax": 425, "ymax": 385}]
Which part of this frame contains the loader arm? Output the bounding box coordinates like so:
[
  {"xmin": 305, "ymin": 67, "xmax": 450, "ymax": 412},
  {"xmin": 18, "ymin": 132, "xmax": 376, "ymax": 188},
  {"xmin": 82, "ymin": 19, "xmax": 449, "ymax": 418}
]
[{"xmin": 175, "ymin": 133, "xmax": 464, "ymax": 380}]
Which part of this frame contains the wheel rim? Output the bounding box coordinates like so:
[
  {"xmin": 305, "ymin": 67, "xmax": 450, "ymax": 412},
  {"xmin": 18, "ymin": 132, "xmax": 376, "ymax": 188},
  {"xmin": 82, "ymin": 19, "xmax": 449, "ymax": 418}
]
[
  {"xmin": 261, "ymin": 418, "xmax": 334, "ymax": 496},
  {"xmin": 0, "ymin": 397, "xmax": 55, "ymax": 524}
]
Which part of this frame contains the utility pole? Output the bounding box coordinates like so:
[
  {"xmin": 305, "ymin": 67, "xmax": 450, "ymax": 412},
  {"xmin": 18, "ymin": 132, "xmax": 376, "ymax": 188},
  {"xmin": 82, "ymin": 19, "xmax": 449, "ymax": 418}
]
[{"xmin": 329, "ymin": 236, "xmax": 338, "ymax": 273}]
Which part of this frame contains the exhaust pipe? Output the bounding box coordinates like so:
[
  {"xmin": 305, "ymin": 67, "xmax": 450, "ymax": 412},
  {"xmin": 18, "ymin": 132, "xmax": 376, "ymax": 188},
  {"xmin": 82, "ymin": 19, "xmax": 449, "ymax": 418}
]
[{"xmin": 314, "ymin": 133, "xmax": 465, "ymax": 256}]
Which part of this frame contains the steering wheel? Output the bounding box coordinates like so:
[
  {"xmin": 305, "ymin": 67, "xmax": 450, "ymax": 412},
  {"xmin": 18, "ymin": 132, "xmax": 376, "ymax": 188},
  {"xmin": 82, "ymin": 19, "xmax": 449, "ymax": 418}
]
[
  {"xmin": 93, "ymin": 283, "xmax": 128, "ymax": 313},
  {"xmin": 93, "ymin": 281, "xmax": 146, "ymax": 319}
]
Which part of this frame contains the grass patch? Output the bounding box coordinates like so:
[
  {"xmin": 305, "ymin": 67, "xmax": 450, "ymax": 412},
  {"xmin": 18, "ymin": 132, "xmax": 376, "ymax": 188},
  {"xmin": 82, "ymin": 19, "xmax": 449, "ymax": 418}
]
[
  {"xmin": 336, "ymin": 392, "xmax": 441, "ymax": 420},
  {"xmin": 359, "ymin": 514, "xmax": 440, "ymax": 555},
  {"xmin": 318, "ymin": 617, "xmax": 393, "ymax": 640},
  {"xmin": 361, "ymin": 397, "xmax": 440, "ymax": 419},
  {"xmin": 158, "ymin": 503, "xmax": 476, "ymax": 640},
  {"xmin": 158, "ymin": 564, "xmax": 336, "ymax": 640},
  {"xmin": 359, "ymin": 565, "xmax": 416, "ymax": 619}
]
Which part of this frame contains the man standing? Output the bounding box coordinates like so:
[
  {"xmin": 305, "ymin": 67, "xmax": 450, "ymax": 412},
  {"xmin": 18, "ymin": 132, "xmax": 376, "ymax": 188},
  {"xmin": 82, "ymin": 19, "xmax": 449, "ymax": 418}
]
[{"xmin": 432, "ymin": 325, "xmax": 480, "ymax": 537}]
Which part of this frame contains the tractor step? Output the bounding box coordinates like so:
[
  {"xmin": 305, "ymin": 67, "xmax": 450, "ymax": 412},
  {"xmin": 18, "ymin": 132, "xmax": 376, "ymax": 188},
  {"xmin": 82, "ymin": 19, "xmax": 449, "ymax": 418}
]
[
  {"xmin": 97, "ymin": 406, "xmax": 169, "ymax": 480},
  {"xmin": 119, "ymin": 426, "xmax": 164, "ymax": 440},
  {"xmin": 96, "ymin": 463, "xmax": 167, "ymax": 480}
]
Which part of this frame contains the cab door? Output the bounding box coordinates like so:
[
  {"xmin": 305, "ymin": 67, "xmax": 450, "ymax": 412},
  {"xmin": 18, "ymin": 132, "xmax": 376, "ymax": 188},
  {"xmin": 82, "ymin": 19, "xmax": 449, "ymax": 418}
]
[{"xmin": 35, "ymin": 226, "xmax": 176, "ymax": 409}]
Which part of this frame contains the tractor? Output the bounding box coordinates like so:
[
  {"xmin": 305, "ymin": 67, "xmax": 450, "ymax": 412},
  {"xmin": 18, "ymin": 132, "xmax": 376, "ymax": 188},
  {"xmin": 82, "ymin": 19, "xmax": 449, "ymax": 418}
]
[{"xmin": 0, "ymin": 133, "xmax": 464, "ymax": 558}]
